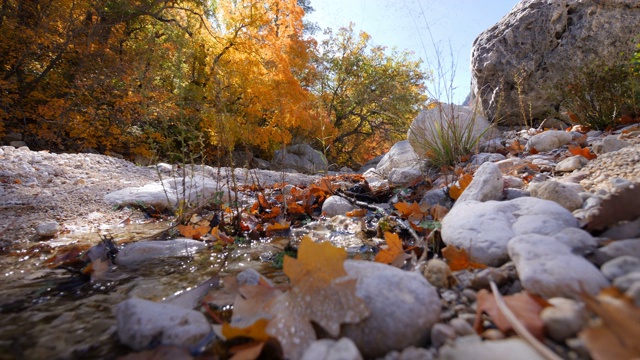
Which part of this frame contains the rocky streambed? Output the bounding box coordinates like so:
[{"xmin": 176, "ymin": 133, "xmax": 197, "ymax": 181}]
[{"xmin": 0, "ymin": 123, "xmax": 639, "ymax": 359}]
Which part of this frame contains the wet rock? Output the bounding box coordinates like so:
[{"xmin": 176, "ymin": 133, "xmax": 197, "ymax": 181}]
[
  {"xmin": 340, "ymin": 260, "xmax": 440, "ymax": 359},
  {"xmin": 455, "ymin": 162, "xmax": 503, "ymax": 204},
  {"xmin": 442, "ymin": 197, "xmax": 577, "ymax": 266},
  {"xmin": 439, "ymin": 336, "xmax": 544, "ymax": 360},
  {"xmin": 508, "ymin": 234, "xmax": 609, "ymax": 298},
  {"xmin": 376, "ymin": 140, "xmax": 420, "ymax": 177},
  {"xmin": 529, "ymin": 180, "xmax": 583, "ymax": 211},
  {"xmin": 600, "ymin": 256, "xmax": 640, "ymax": 281},
  {"xmin": 105, "ymin": 177, "xmax": 234, "ymax": 212},
  {"xmin": 115, "ymin": 239, "xmax": 208, "ymax": 266},
  {"xmin": 301, "ymin": 338, "xmax": 362, "ymax": 360},
  {"xmin": 35, "ymin": 221, "xmax": 59, "ymax": 238},
  {"xmin": 555, "ymin": 156, "xmax": 588, "ymax": 172},
  {"xmin": 115, "ymin": 298, "xmax": 211, "ymax": 351},
  {"xmin": 388, "ymin": 167, "xmax": 422, "ymax": 186},
  {"xmin": 525, "ymin": 131, "xmax": 572, "ymax": 152},
  {"xmin": 540, "ymin": 298, "xmax": 586, "ymax": 342},
  {"xmin": 322, "ymin": 196, "xmax": 357, "ymax": 217}
]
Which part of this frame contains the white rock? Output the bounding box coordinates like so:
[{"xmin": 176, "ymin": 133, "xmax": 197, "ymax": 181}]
[
  {"xmin": 594, "ymin": 135, "xmax": 631, "ymax": 154},
  {"xmin": 116, "ymin": 298, "xmax": 211, "ymax": 351},
  {"xmin": 36, "ymin": 221, "xmax": 59, "ymax": 237},
  {"xmin": 508, "ymin": 234, "xmax": 609, "ymax": 299},
  {"xmin": 322, "ymin": 196, "xmax": 357, "ymax": 217},
  {"xmin": 442, "ymin": 197, "xmax": 578, "ymax": 266},
  {"xmin": 529, "ymin": 180, "xmax": 583, "ymax": 211},
  {"xmin": 301, "ymin": 338, "xmax": 363, "ymax": 360},
  {"xmin": 388, "ymin": 167, "xmax": 422, "ymax": 186},
  {"xmin": 115, "ymin": 239, "xmax": 208, "ymax": 266},
  {"xmin": 525, "ymin": 131, "xmax": 572, "ymax": 152},
  {"xmin": 555, "ymin": 156, "xmax": 588, "ymax": 172},
  {"xmin": 439, "ymin": 336, "xmax": 544, "ymax": 360},
  {"xmin": 340, "ymin": 260, "xmax": 440, "ymax": 359},
  {"xmin": 376, "ymin": 140, "xmax": 420, "ymax": 177},
  {"xmin": 503, "ymin": 175, "xmax": 525, "ymax": 189},
  {"xmin": 470, "ymin": 153, "xmax": 506, "ymax": 165},
  {"xmin": 552, "ymin": 227, "xmax": 598, "ymax": 256},
  {"xmin": 613, "ymin": 271, "xmax": 640, "ymax": 292},
  {"xmin": 595, "ymin": 239, "xmax": 640, "ymax": 264},
  {"xmin": 540, "ymin": 298, "xmax": 586, "ymax": 342},
  {"xmin": 105, "ymin": 177, "xmax": 234, "ymax": 211},
  {"xmin": 495, "ymin": 158, "xmax": 525, "ymax": 174},
  {"xmin": 431, "ymin": 323, "xmax": 456, "ymax": 348},
  {"xmin": 455, "ymin": 162, "xmax": 503, "ymax": 204},
  {"xmin": 600, "ymin": 256, "xmax": 640, "ymax": 281}
]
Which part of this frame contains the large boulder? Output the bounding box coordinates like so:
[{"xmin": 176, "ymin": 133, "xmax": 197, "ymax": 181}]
[
  {"xmin": 407, "ymin": 104, "xmax": 497, "ymax": 159},
  {"xmin": 271, "ymin": 144, "xmax": 328, "ymax": 174},
  {"xmin": 471, "ymin": 0, "xmax": 640, "ymax": 125}
]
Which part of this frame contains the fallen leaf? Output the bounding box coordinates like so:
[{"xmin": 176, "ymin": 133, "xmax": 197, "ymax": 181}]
[
  {"xmin": 267, "ymin": 236, "xmax": 369, "ymax": 359},
  {"xmin": 286, "ymin": 202, "xmax": 306, "ymax": 215},
  {"xmin": 430, "ymin": 204, "xmax": 449, "ymax": 221},
  {"xmin": 475, "ymin": 289, "xmax": 549, "ymax": 340},
  {"xmin": 265, "ymin": 220, "xmax": 290, "ymax": 236},
  {"xmin": 441, "ymin": 245, "xmax": 487, "ymax": 271},
  {"xmin": 448, "ymin": 173, "xmax": 473, "ymax": 200},
  {"xmin": 210, "ymin": 226, "xmax": 234, "ymax": 245},
  {"xmin": 528, "ymin": 146, "xmax": 539, "ymax": 154},
  {"xmin": 374, "ymin": 232, "xmax": 408, "ymax": 266},
  {"xmin": 567, "ymin": 144, "xmax": 597, "ymax": 160},
  {"xmin": 394, "ymin": 201, "xmax": 422, "ymax": 218},
  {"xmin": 579, "ymin": 288, "xmax": 640, "ymax": 360},
  {"xmin": 222, "ymin": 318, "xmax": 270, "ymax": 342},
  {"xmin": 177, "ymin": 223, "xmax": 210, "ymax": 240},
  {"xmin": 345, "ymin": 208, "xmax": 367, "ymax": 217}
]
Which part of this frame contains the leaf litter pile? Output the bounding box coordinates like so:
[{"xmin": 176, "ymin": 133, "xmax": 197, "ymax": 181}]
[{"xmin": 8, "ymin": 127, "xmax": 640, "ymax": 360}]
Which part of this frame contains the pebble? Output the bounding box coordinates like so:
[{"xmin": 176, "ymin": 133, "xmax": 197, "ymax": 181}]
[
  {"xmin": 321, "ymin": 196, "xmax": 357, "ymax": 217},
  {"xmin": 470, "ymin": 153, "xmax": 506, "ymax": 165},
  {"xmin": 529, "ymin": 180, "xmax": 583, "ymax": 211},
  {"xmin": 540, "ymin": 298, "xmax": 586, "ymax": 342},
  {"xmin": 495, "ymin": 158, "xmax": 525, "ymax": 174},
  {"xmin": 600, "ymin": 256, "xmax": 640, "ymax": 281},
  {"xmin": 424, "ymin": 259, "xmax": 456, "ymax": 288},
  {"xmin": 612, "ymin": 271, "xmax": 640, "ymax": 292},
  {"xmin": 555, "ymin": 155, "xmax": 588, "ymax": 172},
  {"xmin": 301, "ymin": 338, "xmax": 362, "ymax": 360},
  {"xmin": 525, "ymin": 130, "xmax": 572, "ymax": 152},
  {"xmin": 35, "ymin": 221, "xmax": 59, "ymax": 238},
  {"xmin": 382, "ymin": 346, "xmax": 435, "ymax": 360},
  {"xmin": 449, "ymin": 317, "xmax": 476, "ymax": 336},
  {"xmin": 592, "ymin": 238, "xmax": 640, "ymax": 265}
]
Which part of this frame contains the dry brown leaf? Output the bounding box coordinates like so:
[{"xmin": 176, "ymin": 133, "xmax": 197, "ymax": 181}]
[
  {"xmin": 430, "ymin": 204, "xmax": 449, "ymax": 221},
  {"xmin": 177, "ymin": 223, "xmax": 210, "ymax": 239},
  {"xmin": 475, "ymin": 289, "xmax": 549, "ymax": 340},
  {"xmin": 210, "ymin": 226, "xmax": 234, "ymax": 245},
  {"xmin": 449, "ymin": 173, "xmax": 473, "ymax": 200},
  {"xmin": 579, "ymin": 288, "xmax": 640, "ymax": 360},
  {"xmin": 585, "ymin": 184, "xmax": 640, "ymax": 231},
  {"xmin": 441, "ymin": 245, "xmax": 487, "ymax": 271},
  {"xmin": 567, "ymin": 144, "xmax": 597, "ymax": 160}
]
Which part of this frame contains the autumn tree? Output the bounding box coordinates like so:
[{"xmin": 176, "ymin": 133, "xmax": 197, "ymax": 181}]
[{"xmin": 311, "ymin": 24, "xmax": 429, "ymax": 168}]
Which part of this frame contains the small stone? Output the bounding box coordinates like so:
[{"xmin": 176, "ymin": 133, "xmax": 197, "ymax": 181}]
[
  {"xmin": 35, "ymin": 221, "xmax": 59, "ymax": 237},
  {"xmin": 525, "ymin": 130, "xmax": 572, "ymax": 152},
  {"xmin": 388, "ymin": 167, "xmax": 422, "ymax": 186},
  {"xmin": 431, "ymin": 323, "xmax": 457, "ymax": 348},
  {"xmin": 470, "ymin": 153, "xmax": 506, "ymax": 165},
  {"xmin": 301, "ymin": 338, "xmax": 362, "ymax": 360},
  {"xmin": 383, "ymin": 346, "xmax": 434, "ymax": 360},
  {"xmin": 600, "ymin": 256, "xmax": 640, "ymax": 281},
  {"xmin": 424, "ymin": 259, "xmax": 456, "ymax": 288},
  {"xmin": 480, "ymin": 329, "xmax": 506, "ymax": 341},
  {"xmin": 613, "ymin": 271, "xmax": 640, "ymax": 292},
  {"xmin": 420, "ymin": 188, "xmax": 453, "ymax": 208},
  {"xmin": 461, "ymin": 288, "xmax": 477, "ymax": 303},
  {"xmin": 555, "ymin": 156, "xmax": 588, "ymax": 172},
  {"xmin": 495, "ymin": 158, "xmax": 525, "ymax": 174},
  {"xmin": 503, "ymin": 175, "xmax": 525, "ymax": 189},
  {"xmin": 540, "ymin": 298, "xmax": 586, "ymax": 342},
  {"xmin": 450, "ymin": 318, "xmax": 476, "ymax": 336},
  {"xmin": 529, "ymin": 180, "xmax": 583, "ymax": 211}
]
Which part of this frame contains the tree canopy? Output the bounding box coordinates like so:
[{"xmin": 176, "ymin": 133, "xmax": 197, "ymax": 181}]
[{"xmin": 0, "ymin": 0, "xmax": 429, "ymax": 168}]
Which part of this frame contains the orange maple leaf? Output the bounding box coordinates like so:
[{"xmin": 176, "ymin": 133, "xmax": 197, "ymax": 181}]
[
  {"xmin": 265, "ymin": 220, "xmax": 290, "ymax": 236},
  {"xmin": 567, "ymin": 144, "xmax": 597, "ymax": 160},
  {"xmin": 374, "ymin": 232, "xmax": 406, "ymax": 265},
  {"xmin": 346, "ymin": 208, "xmax": 368, "ymax": 217},
  {"xmin": 394, "ymin": 201, "xmax": 422, "ymax": 218},
  {"xmin": 210, "ymin": 226, "xmax": 234, "ymax": 244},
  {"xmin": 441, "ymin": 245, "xmax": 487, "ymax": 271},
  {"xmin": 177, "ymin": 224, "xmax": 210, "ymax": 240},
  {"xmin": 222, "ymin": 318, "xmax": 270, "ymax": 342},
  {"xmin": 448, "ymin": 173, "xmax": 473, "ymax": 200}
]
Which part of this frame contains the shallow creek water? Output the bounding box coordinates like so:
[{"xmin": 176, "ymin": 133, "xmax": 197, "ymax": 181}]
[{"xmin": 0, "ymin": 216, "xmax": 371, "ymax": 359}]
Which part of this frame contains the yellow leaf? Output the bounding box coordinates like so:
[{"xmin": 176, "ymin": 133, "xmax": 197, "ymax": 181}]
[
  {"xmin": 393, "ymin": 201, "xmax": 422, "ymax": 218},
  {"xmin": 374, "ymin": 232, "xmax": 405, "ymax": 264},
  {"xmin": 222, "ymin": 318, "xmax": 270, "ymax": 342},
  {"xmin": 177, "ymin": 224, "xmax": 210, "ymax": 240}
]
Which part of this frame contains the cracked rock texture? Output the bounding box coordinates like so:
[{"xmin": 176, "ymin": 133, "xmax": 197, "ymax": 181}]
[{"xmin": 471, "ymin": 0, "xmax": 640, "ymax": 125}]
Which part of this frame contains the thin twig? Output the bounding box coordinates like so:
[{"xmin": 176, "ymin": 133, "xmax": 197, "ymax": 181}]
[{"xmin": 489, "ymin": 281, "xmax": 562, "ymax": 360}]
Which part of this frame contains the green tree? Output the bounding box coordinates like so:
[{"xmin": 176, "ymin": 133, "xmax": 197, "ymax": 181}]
[{"xmin": 311, "ymin": 24, "xmax": 429, "ymax": 168}]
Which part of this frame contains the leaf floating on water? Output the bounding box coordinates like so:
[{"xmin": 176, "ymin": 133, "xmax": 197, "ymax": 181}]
[
  {"xmin": 177, "ymin": 223, "xmax": 210, "ymax": 240},
  {"xmin": 441, "ymin": 245, "xmax": 487, "ymax": 271}
]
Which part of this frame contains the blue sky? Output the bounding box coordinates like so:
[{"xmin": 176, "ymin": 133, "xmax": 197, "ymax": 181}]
[{"xmin": 305, "ymin": 0, "xmax": 519, "ymax": 104}]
